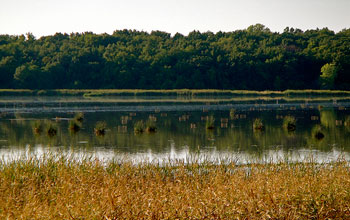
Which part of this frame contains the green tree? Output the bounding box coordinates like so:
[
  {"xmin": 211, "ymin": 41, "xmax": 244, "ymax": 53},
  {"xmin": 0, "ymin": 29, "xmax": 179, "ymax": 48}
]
[
  {"xmin": 14, "ymin": 63, "xmax": 44, "ymax": 89},
  {"xmin": 320, "ymin": 63, "xmax": 337, "ymax": 89}
]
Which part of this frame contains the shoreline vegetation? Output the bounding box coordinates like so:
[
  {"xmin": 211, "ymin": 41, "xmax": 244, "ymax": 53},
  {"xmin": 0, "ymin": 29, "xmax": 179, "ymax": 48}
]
[
  {"xmin": 1, "ymin": 154, "xmax": 350, "ymax": 219},
  {"xmin": 1, "ymin": 89, "xmax": 350, "ymax": 98},
  {"xmin": 1, "ymin": 26, "xmax": 350, "ymax": 91}
]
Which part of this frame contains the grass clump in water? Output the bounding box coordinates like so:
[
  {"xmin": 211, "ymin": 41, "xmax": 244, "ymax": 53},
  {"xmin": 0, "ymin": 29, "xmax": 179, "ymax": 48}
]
[
  {"xmin": 312, "ymin": 125, "xmax": 325, "ymax": 140},
  {"xmin": 134, "ymin": 120, "xmax": 145, "ymax": 133},
  {"xmin": 45, "ymin": 121, "xmax": 57, "ymax": 137},
  {"xmin": 94, "ymin": 121, "xmax": 106, "ymax": 136},
  {"xmin": 206, "ymin": 115, "xmax": 215, "ymax": 130},
  {"xmin": 145, "ymin": 120, "xmax": 157, "ymax": 133},
  {"xmin": 283, "ymin": 115, "xmax": 296, "ymax": 131},
  {"xmin": 68, "ymin": 120, "xmax": 81, "ymax": 134},
  {"xmin": 344, "ymin": 116, "xmax": 350, "ymax": 127},
  {"xmin": 253, "ymin": 118, "xmax": 264, "ymax": 131},
  {"xmin": 32, "ymin": 120, "xmax": 43, "ymax": 135},
  {"xmin": 74, "ymin": 112, "xmax": 84, "ymax": 122},
  {"xmin": 69, "ymin": 112, "xmax": 84, "ymax": 134},
  {"xmin": 229, "ymin": 108, "xmax": 236, "ymax": 119}
]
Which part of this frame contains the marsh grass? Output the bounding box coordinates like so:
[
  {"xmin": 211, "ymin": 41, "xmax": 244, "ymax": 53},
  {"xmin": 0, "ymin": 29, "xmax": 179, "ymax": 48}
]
[
  {"xmin": 32, "ymin": 120, "xmax": 43, "ymax": 135},
  {"xmin": 2, "ymin": 89, "xmax": 350, "ymax": 97},
  {"xmin": 283, "ymin": 115, "xmax": 297, "ymax": 132},
  {"xmin": 145, "ymin": 120, "xmax": 157, "ymax": 133},
  {"xmin": 134, "ymin": 120, "xmax": 145, "ymax": 133},
  {"xmin": 74, "ymin": 112, "xmax": 84, "ymax": 122},
  {"xmin": 94, "ymin": 121, "xmax": 106, "ymax": 136},
  {"xmin": 253, "ymin": 118, "xmax": 265, "ymax": 131},
  {"xmin": 68, "ymin": 112, "xmax": 84, "ymax": 134},
  {"xmin": 45, "ymin": 121, "xmax": 57, "ymax": 137},
  {"xmin": 345, "ymin": 116, "xmax": 350, "ymax": 127},
  {"xmin": 229, "ymin": 108, "xmax": 236, "ymax": 119},
  {"xmin": 312, "ymin": 125, "xmax": 325, "ymax": 140},
  {"xmin": 68, "ymin": 120, "xmax": 81, "ymax": 134},
  {"xmin": 206, "ymin": 115, "xmax": 215, "ymax": 130},
  {"xmin": 1, "ymin": 154, "xmax": 350, "ymax": 219}
]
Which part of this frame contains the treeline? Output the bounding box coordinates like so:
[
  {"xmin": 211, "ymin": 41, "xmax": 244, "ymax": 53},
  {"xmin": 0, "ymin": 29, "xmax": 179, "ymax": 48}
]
[{"xmin": 0, "ymin": 24, "xmax": 350, "ymax": 90}]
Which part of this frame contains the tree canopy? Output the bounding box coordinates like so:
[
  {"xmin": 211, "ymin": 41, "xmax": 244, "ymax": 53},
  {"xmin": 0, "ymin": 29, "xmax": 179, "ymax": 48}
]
[{"xmin": 0, "ymin": 24, "xmax": 350, "ymax": 90}]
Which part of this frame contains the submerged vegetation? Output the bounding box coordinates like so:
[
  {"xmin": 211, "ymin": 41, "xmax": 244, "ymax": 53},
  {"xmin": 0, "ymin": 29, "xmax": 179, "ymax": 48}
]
[{"xmin": 0, "ymin": 155, "xmax": 350, "ymax": 219}]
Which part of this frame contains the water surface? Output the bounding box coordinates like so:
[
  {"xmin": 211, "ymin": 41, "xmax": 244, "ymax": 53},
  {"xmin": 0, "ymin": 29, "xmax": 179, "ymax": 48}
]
[{"xmin": 1, "ymin": 96, "xmax": 350, "ymax": 163}]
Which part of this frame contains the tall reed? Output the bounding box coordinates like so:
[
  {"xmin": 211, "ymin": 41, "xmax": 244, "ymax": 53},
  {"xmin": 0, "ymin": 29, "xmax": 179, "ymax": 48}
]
[{"xmin": 1, "ymin": 155, "xmax": 350, "ymax": 219}]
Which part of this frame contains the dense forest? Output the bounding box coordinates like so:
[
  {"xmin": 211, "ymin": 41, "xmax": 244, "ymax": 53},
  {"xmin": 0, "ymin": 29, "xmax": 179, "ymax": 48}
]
[{"xmin": 0, "ymin": 24, "xmax": 350, "ymax": 90}]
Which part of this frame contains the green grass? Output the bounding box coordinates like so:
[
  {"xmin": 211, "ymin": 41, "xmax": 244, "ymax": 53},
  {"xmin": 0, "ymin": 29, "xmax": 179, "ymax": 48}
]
[
  {"xmin": 1, "ymin": 154, "xmax": 350, "ymax": 219},
  {"xmin": 1, "ymin": 89, "xmax": 350, "ymax": 97}
]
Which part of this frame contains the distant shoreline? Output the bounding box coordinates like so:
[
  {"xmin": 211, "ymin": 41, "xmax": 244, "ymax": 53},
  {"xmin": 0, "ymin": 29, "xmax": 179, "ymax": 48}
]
[{"xmin": 1, "ymin": 89, "xmax": 350, "ymax": 97}]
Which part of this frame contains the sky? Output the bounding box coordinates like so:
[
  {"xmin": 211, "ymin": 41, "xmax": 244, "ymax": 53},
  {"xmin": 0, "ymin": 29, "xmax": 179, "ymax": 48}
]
[{"xmin": 0, "ymin": 0, "xmax": 349, "ymax": 37}]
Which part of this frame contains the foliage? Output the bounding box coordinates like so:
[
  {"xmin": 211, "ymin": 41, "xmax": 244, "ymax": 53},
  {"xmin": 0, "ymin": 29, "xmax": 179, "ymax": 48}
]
[
  {"xmin": 0, "ymin": 25, "xmax": 350, "ymax": 90},
  {"xmin": 320, "ymin": 63, "xmax": 338, "ymax": 89}
]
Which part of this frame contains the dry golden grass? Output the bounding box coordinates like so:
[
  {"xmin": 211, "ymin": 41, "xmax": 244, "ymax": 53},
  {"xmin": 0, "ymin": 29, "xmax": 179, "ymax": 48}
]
[{"xmin": 1, "ymin": 155, "xmax": 350, "ymax": 219}]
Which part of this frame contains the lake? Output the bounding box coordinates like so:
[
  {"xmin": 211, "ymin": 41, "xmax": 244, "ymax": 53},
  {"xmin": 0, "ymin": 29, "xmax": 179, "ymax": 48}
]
[{"xmin": 1, "ymin": 96, "xmax": 350, "ymax": 163}]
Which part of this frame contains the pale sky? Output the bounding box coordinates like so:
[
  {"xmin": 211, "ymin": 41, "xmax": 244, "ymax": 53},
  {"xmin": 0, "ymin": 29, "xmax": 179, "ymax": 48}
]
[{"xmin": 0, "ymin": 0, "xmax": 349, "ymax": 37}]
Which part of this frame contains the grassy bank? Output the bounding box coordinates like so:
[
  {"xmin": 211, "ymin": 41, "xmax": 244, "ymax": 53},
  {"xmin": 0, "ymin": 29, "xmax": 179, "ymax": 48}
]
[
  {"xmin": 1, "ymin": 89, "xmax": 350, "ymax": 97},
  {"xmin": 1, "ymin": 155, "xmax": 350, "ymax": 219}
]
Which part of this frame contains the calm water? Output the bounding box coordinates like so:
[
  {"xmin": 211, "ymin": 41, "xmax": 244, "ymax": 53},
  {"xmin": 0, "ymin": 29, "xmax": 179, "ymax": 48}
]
[{"xmin": 1, "ymin": 96, "xmax": 350, "ymax": 163}]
